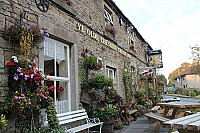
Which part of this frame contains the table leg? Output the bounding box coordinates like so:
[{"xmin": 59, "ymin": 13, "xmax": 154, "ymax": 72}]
[
  {"xmin": 155, "ymin": 122, "xmax": 161, "ymax": 133},
  {"xmin": 175, "ymin": 111, "xmax": 185, "ymax": 119},
  {"xmin": 162, "ymin": 107, "xmax": 170, "ymax": 117}
]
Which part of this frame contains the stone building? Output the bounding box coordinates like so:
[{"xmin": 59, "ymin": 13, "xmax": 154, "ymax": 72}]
[{"xmin": 0, "ymin": 0, "xmax": 153, "ymax": 122}]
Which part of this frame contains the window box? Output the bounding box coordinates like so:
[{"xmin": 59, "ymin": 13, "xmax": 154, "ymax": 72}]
[{"xmin": 105, "ymin": 24, "xmax": 117, "ymax": 37}]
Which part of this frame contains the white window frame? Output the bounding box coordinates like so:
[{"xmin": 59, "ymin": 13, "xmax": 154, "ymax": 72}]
[
  {"xmin": 104, "ymin": 8, "xmax": 114, "ymax": 26},
  {"xmin": 44, "ymin": 38, "xmax": 71, "ymax": 112},
  {"xmin": 128, "ymin": 30, "xmax": 135, "ymax": 46},
  {"xmin": 106, "ymin": 66, "xmax": 115, "ymax": 84}
]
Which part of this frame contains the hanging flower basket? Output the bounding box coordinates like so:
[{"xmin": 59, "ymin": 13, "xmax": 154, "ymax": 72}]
[{"xmin": 2, "ymin": 21, "xmax": 49, "ymax": 58}]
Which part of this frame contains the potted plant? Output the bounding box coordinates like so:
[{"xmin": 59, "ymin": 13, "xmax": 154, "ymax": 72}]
[
  {"xmin": 91, "ymin": 106, "xmax": 115, "ymax": 133},
  {"xmin": 136, "ymin": 105, "xmax": 146, "ymax": 116}
]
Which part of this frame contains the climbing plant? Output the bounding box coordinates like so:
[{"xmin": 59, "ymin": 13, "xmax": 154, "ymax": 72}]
[{"xmin": 123, "ymin": 62, "xmax": 136, "ymax": 103}]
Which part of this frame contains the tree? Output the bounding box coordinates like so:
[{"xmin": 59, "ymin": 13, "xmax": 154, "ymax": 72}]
[
  {"xmin": 168, "ymin": 62, "xmax": 191, "ymax": 84},
  {"xmin": 156, "ymin": 74, "xmax": 167, "ymax": 85}
]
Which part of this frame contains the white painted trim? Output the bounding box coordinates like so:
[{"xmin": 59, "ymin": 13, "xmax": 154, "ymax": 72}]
[{"xmin": 67, "ymin": 45, "xmax": 71, "ymax": 111}]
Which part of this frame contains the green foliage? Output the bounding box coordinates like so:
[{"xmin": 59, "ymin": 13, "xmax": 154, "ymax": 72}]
[
  {"xmin": 0, "ymin": 114, "xmax": 7, "ymax": 130},
  {"xmin": 136, "ymin": 105, "xmax": 146, "ymax": 110},
  {"xmin": 169, "ymin": 89, "xmax": 173, "ymax": 94},
  {"xmin": 184, "ymin": 88, "xmax": 190, "ymax": 96},
  {"xmin": 123, "ymin": 62, "xmax": 136, "ymax": 103},
  {"xmin": 174, "ymin": 87, "xmax": 183, "ymax": 94},
  {"xmin": 156, "ymin": 74, "xmax": 167, "ymax": 85},
  {"xmin": 194, "ymin": 90, "xmax": 199, "ymax": 96},
  {"xmin": 91, "ymin": 107, "xmax": 114, "ymax": 120},
  {"xmin": 84, "ymin": 56, "xmax": 97, "ymax": 69},
  {"xmin": 88, "ymin": 74, "xmax": 113, "ymax": 88},
  {"xmin": 137, "ymin": 89, "xmax": 146, "ymax": 94},
  {"xmin": 46, "ymin": 97, "xmax": 61, "ymax": 130},
  {"xmin": 191, "ymin": 91, "xmax": 197, "ymax": 97}
]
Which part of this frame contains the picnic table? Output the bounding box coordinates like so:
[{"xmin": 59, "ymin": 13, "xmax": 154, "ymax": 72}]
[
  {"xmin": 157, "ymin": 102, "xmax": 200, "ymax": 119},
  {"xmin": 154, "ymin": 102, "xmax": 200, "ymax": 132},
  {"xmin": 161, "ymin": 98, "xmax": 180, "ymax": 103},
  {"xmin": 162, "ymin": 112, "xmax": 200, "ymax": 133}
]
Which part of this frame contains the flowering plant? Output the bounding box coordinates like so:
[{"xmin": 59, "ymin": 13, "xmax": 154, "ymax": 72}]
[
  {"xmin": 91, "ymin": 106, "xmax": 114, "ymax": 121},
  {"xmin": 5, "ymin": 56, "xmax": 50, "ymax": 112},
  {"xmin": 88, "ymin": 74, "xmax": 113, "ymax": 89},
  {"xmin": 2, "ymin": 21, "xmax": 49, "ymax": 58},
  {"xmin": 103, "ymin": 86, "xmax": 118, "ymax": 104},
  {"xmin": 105, "ymin": 24, "xmax": 117, "ymax": 36},
  {"xmin": 145, "ymin": 100, "xmax": 153, "ymax": 109}
]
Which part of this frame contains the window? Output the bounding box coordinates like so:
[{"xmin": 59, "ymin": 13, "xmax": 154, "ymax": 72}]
[
  {"xmin": 44, "ymin": 38, "xmax": 71, "ymax": 113},
  {"xmin": 128, "ymin": 30, "xmax": 135, "ymax": 51},
  {"xmin": 104, "ymin": 7, "xmax": 113, "ymax": 26},
  {"xmin": 106, "ymin": 66, "xmax": 116, "ymax": 84}
]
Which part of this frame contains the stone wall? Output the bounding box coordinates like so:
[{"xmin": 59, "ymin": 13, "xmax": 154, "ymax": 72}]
[{"xmin": 0, "ymin": 0, "xmax": 151, "ymax": 111}]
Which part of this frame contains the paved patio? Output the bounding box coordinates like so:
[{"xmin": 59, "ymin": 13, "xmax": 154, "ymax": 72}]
[{"xmin": 113, "ymin": 116, "xmax": 171, "ymax": 133}]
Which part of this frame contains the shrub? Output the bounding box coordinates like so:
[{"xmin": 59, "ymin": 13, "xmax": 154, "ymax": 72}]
[{"xmin": 191, "ymin": 91, "xmax": 197, "ymax": 97}]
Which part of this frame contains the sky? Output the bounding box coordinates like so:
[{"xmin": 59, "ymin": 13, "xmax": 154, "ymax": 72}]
[{"xmin": 113, "ymin": 0, "xmax": 200, "ymax": 80}]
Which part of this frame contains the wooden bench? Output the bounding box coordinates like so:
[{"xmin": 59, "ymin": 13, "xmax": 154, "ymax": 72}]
[
  {"xmin": 46, "ymin": 109, "xmax": 103, "ymax": 133},
  {"xmin": 162, "ymin": 112, "xmax": 200, "ymax": 133},
  {"xmin": 145, "ymin": 112, "xmax": 170, "ymax": 133}
]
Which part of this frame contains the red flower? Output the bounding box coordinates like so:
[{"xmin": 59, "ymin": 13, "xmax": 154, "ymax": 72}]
[
  {"xmin": 30, "ymin": 79, "xmax": 33, "ymax": 82},
  {"xmin": 93, "ymin": 78, "xmax": 95, "ymax": 81},
  {"xmin": 45, "ymin": 92, "xmax": 49, "ymax": 96},
  {"xmin": 39, "ymin": 104, "xmax": 41, "ymax": 108},
  {"xmin": 24, "ymin": 68, "xmax": 26, "ymax": 71},
  {"xmin": 4, "ymin": 31, "xmax": 8, "ymax": 34},
  {"xmin": 34, "ymin": 77, "xmax": 40, "ymax": 80},
  {"xmin": 84, "ymin": 55, "xmax": 88, "ymax": 57},
  {"xmin": 22, "ymin": 71, "xmax": 26, "ymax": 74},
  {"xmin": 11, "ymin": 25, "xmax": 15, "ymax": 28},
  {"xmin": 27, "ymin": 71, "xmax": 30, "ymax": 74},
  {"xmin": 31, "ymin": 69, "xmax": 34, "ymax": 73},
  {"xmin": 47, "ymin": 78, "xmax": 51, "ymax": 81},
  {"xmin": 4, "ymin": 25, "xmax": 7, "ymax": 29},
  {"xmin": 33, "ymin": 63, "xmax": 36, "ymax": 67},
  {"xmin": 7, "ymin": 62, "xmax": 14, "ymax": 66},
  {"xmin": 49, "ymin": 85, "xmax": 56, "ymax": 92},
  {"xmin": 58, "ymin": 87, "xmax": 64, "ymax": 93},
  {"xmin": 36, "ymin": 82, "xmax": 40, "ymax": 86}
]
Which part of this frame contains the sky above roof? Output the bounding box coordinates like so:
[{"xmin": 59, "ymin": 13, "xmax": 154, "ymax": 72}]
[{"xmin": 113, "ymin": 0, "xmax": 200, "ymax": 80}]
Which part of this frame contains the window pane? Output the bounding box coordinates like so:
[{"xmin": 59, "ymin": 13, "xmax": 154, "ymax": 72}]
[
  {"xmin": 44, "ymin": 39, "xmax": 55, "ymax": 76},
  {"xmin": 109, "ymin": 70, "xmax": 113, "ymax": 79},
  {"xmin": 56, "ymin": 81, "xmax": 69, "ymax": 113},
  {"xmin": 56, "ymin": 43, "xmax": 68, "ymax": 77}
]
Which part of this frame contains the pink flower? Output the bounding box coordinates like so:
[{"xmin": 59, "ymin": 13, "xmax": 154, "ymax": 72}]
[
  {"xmin": 42, "ymin": 89, "xmax": 44, "ymax": 92},
  {"xmin": 146, "ymin": 73, "xmax": 149, "ymax": 76},
  {"xmin": 39, "ymin": 104, "xmax": 41, "ymax": 107},
  {"xmin": 37, "ymin": 93, "xmax": 40, "ymax": 96},
  {"xmin": 21, "ymin": 93, "xmax": 24, "ymax": 97},
  {"xmin": 29, "ymin": 102, "xmax": 31, "ymax": 104},
  {"xmin": 47, "ymin": 78, "xmax": 51, "ymax": 81},
  {"xmin": 14, "ymin": 96, "xmax": 18, "ymax": 99}
]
